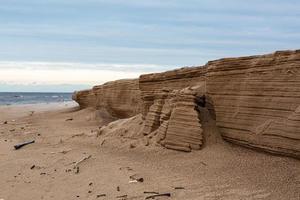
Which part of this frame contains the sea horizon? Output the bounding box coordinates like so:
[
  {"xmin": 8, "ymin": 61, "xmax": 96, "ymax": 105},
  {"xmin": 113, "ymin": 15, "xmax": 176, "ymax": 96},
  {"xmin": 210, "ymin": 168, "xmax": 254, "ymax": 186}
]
[{"xmin": 0, "ymin": 92, "xmax": 73, "ymax": 105}]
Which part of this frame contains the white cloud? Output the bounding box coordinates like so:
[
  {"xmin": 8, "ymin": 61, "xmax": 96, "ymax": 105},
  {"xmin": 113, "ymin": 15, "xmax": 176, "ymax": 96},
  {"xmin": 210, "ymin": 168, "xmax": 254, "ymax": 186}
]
[
  {"xmin": 0, "ymin": 61, "xmax": 166, "ymax": 85},
  {"xmin": 0, "ymin": 68, "xmax": 138, "ymax": 85}
]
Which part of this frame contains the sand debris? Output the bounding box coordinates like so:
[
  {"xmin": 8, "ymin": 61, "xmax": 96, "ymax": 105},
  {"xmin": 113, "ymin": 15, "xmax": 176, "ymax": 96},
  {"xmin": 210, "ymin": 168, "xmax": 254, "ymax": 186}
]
[
  {"xmin": 143, "ymin": 192, "xmax": 159, "ymax": 194},
  {"xmin": 129, "ymin": 180, "xmax": 138, "ymax": 183},
  {"xmin": 71, "ymin": 133, "xmax": 85, "ymax": 138},
  {"xmin": 75, "ymin": 166, "xmax": 80, "ymax": 174},
  {"xmin": 174, "ymin": 187, "xmax": 185, "ymax": 190},
  {"xmin": 14, "ymin": 140, "xmax": 35, "ymax": 150},
  {"xmin": 100, "ymin": 139, "xmax": 106, "ymax": 146},
  {"xmin": 200, "ymin": 161, "xmax": 207, "ymax": 166},
  {"xmin": 145, "ymin": 193, "xmax": 171, "ymax": 199},
  {"xmin": 96, "ymin": 194, "xmax": 106, "ymax": 198},
  {"xmin": 129, "ymin": 174, "xmax": 144, "ymax": 183},
  {"xmin": 75, "ymin": 154, "xmax": 92, "ymax": 166},
  {"xmin": 119, "ymin": 166, "xmax": 133, "ymax": 171}
]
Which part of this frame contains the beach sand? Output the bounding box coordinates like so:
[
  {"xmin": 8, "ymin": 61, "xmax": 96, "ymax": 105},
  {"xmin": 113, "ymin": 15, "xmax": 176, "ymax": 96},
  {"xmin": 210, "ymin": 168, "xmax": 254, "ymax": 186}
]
[{"xmin": 0, "ymin": 103, "xmax": 299, "ymax": 200}]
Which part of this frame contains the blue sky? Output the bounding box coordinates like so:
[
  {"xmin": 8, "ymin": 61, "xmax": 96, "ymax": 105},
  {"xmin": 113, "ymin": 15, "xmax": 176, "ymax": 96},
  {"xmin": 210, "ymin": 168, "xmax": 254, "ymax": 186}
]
[{"xmin": 0, "ymin": 0, "xmax": 299, "ymax": 92}]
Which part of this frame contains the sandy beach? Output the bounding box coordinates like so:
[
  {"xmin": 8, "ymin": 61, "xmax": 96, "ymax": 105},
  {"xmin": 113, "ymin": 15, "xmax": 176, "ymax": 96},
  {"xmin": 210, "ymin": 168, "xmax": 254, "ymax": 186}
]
[{"xmin": 0, "ymin": 103, "xmax": 299, "ymax": 200}]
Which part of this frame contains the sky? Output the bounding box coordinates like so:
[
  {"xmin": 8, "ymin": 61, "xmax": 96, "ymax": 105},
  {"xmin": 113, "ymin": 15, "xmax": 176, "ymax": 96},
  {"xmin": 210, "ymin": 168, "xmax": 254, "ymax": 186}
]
[{"xmin": 0, "ymin": 0, "xmax": 299, "ymax": 92}]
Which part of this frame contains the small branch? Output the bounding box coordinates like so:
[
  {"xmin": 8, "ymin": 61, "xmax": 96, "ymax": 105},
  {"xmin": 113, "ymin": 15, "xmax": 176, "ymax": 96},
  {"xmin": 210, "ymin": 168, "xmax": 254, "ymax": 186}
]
[
  {"xmin": 145, "ymin": 193, "xmax": 171, "ymax": 199},
  {"xmin": 75, "ymin": 155, "xmax": 92, "ymax": 166}
]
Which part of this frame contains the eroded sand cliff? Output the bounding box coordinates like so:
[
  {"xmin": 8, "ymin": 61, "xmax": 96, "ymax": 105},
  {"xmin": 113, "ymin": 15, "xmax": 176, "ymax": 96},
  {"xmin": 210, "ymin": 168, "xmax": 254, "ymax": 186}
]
[{"xmin": 72, "ymin": 50, "xmax": 300, "ymax": 158}]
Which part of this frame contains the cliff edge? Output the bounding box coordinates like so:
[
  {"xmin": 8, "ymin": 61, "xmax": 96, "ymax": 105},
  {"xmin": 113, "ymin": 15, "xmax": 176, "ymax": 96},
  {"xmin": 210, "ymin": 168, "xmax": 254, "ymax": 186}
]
[{"xmin": 73, "ymin": 50, "xmax": 300, "ymax": 158}]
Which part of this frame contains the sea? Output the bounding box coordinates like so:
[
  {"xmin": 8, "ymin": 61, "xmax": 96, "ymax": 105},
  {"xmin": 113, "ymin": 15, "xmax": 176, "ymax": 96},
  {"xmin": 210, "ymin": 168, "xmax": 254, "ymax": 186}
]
[{"xmin": 0, "ymin": 92, "xmax": 73, "ymax": 105}]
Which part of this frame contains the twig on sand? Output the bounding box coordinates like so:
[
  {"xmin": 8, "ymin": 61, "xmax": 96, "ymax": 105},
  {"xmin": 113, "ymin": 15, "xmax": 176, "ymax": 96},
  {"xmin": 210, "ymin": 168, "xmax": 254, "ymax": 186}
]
[
  {"xmin": 75, "ymin": 166, "xmax": 80, "ymax": 174},
  {"xmin": 200, "ymin": 161, "xmax": 207, "ymax": 166},
  {"xmin": 174, "ymin": 187, "xmax": 185, "ymax": 190},
  {"xmin": 119, "ymin": 166, "xmax": 133, "ymax": 171},
  {"xmin": 143, "ymin": 192, "xmax": 159, "ymax": 195},
  {"xmin": 14, "ymin": 140, "xmax": 35, "ymax": 150},
  {"xmin": 75, "ymin": 155, "xmax": 92, "ymax": 166},
  {"xmin": 145, "ymin": 193, "xmax": 171, "ymax": 199},
  {"xmin": 100, "ymin": 139, "xmax": 106, "ymax": 146},
  {"xmin": 71, "ymin": 133, "xmax": 85, "ymax": 138}
]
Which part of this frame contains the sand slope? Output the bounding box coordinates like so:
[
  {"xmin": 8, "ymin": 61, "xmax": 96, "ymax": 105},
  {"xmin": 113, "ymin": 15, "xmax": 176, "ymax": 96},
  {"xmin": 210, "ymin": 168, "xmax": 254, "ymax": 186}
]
[{"xmin": 0, "ymin": 103, "xmax": 299, "ymax": 200}]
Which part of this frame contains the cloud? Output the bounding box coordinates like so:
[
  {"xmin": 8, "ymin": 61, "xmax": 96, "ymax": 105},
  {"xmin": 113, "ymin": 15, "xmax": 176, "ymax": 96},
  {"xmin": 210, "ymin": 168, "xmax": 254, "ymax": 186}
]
[
  {"xmin": 0, "ymin": 68, "xmax": 139, "ymax": 85},
  {"xmin": 0, "ymin": 61, "xmax": 168, "ymax": 72},
  {"xmin": 0, "ymin": 61, "xmax": 171, "ymax": 87}
]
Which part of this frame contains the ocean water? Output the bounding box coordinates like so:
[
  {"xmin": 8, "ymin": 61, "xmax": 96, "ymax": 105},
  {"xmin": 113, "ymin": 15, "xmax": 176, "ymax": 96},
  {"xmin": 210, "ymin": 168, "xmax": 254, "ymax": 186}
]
[{"xmin": 0, "ymin": 92, "xmax": 73, "ymax": 105}]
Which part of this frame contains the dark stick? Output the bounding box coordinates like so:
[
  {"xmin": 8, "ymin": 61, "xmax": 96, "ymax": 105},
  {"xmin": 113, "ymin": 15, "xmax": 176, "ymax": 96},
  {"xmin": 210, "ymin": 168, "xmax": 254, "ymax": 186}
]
[
  {"xmin": 96, "ymin": 194, "xmax": 106, "ymax": 198},
  {"xmin": 14, "ymin": 140, "xmax": 35, "ymax": 150},
  {"xmin": 116, "ymin": 195, "xmax": 127, "ymax": 198},
  {"xmin": 145, "ymin": 193, "xmax": 171, "ymax": 199},
  {"xmin": 143, "ymin": 191, "xmax": 159, "ymax": 194}
]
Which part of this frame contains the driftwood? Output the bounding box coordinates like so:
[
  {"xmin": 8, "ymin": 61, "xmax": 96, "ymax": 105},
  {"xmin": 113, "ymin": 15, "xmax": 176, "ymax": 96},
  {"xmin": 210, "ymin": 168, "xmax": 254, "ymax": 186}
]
[
  {"xmin": 116, "ymin": 195, "xmax": 127, "ymax": 198},
  {"xmin": 101, "ymin": 139, "xmax": 106, "ymax": 146},
  {"xmin": 75, "ymin": 155, "xmax": 92, "ymax": 166},
  {"xmin": 143, "ymin": 191, "xmax": 159, "ymax": 194},
  {"xmin": 14, "ymin": 140, "xmax": 35, "ymax": 150},
  {"xmin": 174, "ymin": 187, "xmax": 185, "ymax": 190},
  {"xmin": 75, "ymin": 166, "xmax": 80, "ymax": 174},
  {"xmin": 145, "ymin": 193, "xmax": 171, "ymax": 199},
  {"xmin": 119, "ymin": 167, "xmax": 133, "ymax": 171},
  {"xmin": 96, "ymin": 194, "xmax": 106, "ymax": 198}
]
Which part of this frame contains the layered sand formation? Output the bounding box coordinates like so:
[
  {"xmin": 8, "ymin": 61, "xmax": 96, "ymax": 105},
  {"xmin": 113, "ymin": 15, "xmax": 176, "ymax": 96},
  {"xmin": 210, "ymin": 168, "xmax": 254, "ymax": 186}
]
[
  {"xmin": 206, "ymin": 50, "xmax": 300, "ymax": 158},
  {"xmin": 73, "ymin": 79, "xmax": 141, "ymax": 118},
  {"xmin": 73, "ymin": 50, "xmax": 300, "ymax": 158}
]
